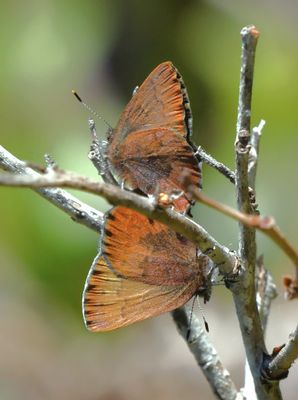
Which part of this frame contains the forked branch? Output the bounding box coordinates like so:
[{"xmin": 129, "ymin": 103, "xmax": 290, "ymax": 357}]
[{"xmin": 0, "ymin": 151, "xmax": 236, "ymax": 275}]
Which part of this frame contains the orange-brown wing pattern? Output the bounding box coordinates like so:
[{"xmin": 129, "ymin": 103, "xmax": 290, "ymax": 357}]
[
  {"xmin": 81, "ymin": 62, "xmax": 209, "ymax": 333},
  {"xmin": 112, "ymin": 61, "xmax": 192, "ymax": 142},
  {"xmin": 108, "ymin": 128, "xmax": 201, "ymax": 212},
  {"xmin": 83, "ymin": 256, "xmax": 196, "ymax": 332},
  {"xmin": 101, "ymin": 206, "xmax": 199, "ymax": 286}
]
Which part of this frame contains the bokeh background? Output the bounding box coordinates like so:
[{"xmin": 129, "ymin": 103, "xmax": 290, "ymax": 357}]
[{"xmin": 1, "ymin": 1, "xmax": 297, "ymax": 399}]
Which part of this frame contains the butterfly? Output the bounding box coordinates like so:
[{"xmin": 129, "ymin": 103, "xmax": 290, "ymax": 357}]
[
  {"xmin": 83, "ymin": 206, "xmax": 212, "ymax": 331},
  {"xmin": 105, "ymin": 61, "xmax": 201, "ymax": 212}
]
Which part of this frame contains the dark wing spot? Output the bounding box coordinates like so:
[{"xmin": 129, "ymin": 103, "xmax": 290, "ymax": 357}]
[
  {"xmin": 92, "ymin": 269, "xmax": 103, "ymax": 276},
  {"xmin": 175, "ymin": 232, "xmax": 189, "ymax": 245},
  {"xmin": 107, "ymin": 213, "xmax": 116, "ymax": 221},
  {"xmin": 104, "ymin": 229, "xmax": 113, "ymax": 237}
]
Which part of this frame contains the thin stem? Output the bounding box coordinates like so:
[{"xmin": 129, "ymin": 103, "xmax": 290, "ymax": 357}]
[
  {"xmin": 172, "ymin": 306, "xmax": 241, "ymax": 400},
  {"xmin": 190, "ymin": 187, "xmax": 298, "ymax": 272},
  {"xmin": 233, "ymin": 25, "xmax": 280, "ymax": 399},
  {"xmin": 236, "ymin": 26, "xmax": 260, "ymax": 135},
  {"xmin": 236, "ymin": 25, "xmax": 259, "ymax": 253},
  {"xmin": 194, "ymin": 146, "xmax": 235, "ymax": 184}
]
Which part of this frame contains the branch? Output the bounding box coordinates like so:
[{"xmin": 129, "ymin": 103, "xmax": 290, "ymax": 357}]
[
  {"xmin": 235, "ymin": 24, "xmax": 259, "ymax": 258},
  {"xmin": 190, "ymin": 182, "xmax": 298, "ymax": 384},
  {"xmin": 190, "ymin": 187, "xmax": 298, "ymax": 273},
  {"xmin": 232, "ymin": 25, "xmax": 281, "ymax": 400},
  {"xmin": 172, "ymin": 307, "xmax": 241, "ymax": 400},
  {"xmin": 194, "ymin": 146, "xmax": 235, "ymax": 184},
  {"xmin": 0, "ymin": 158, "xmax": 236, "ymax": 275},
  {"xmin": 242, "ymin": 258, "xmax": 278, "ymax": 400},
  {"xmin": 0, "ymin": 146, "xmax": 103, "ymax": 233},
  {"xmin": 0, "ymin": 145, "xmax": 241, "ymax": 396},
  {"xmin": 236, "ymin": 25, "xmax": 260, "ymax": 136},
  {"xmin": 264, "ymin": 324, "xmax": 298, "ymax": 381}
]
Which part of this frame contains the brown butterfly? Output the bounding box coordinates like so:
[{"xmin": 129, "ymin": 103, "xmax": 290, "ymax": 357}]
[
  {"xmin": 105, "ymin": 61, "xmax": 201, "ymax": 212},
  {"xmin": 83, "ymin": 207, "xmax": 212, "ymax": 332}
]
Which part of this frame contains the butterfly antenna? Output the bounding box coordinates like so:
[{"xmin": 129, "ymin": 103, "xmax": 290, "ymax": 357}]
[
  {"xmin": 186, "ymin": 296, "xmax": 196, "ymax": 341},
  {"xmin": 196, "ymin": 297, "xmax": 209, "ymax": 333},
  {"xmin": 72, "ymin": 90, "xmax": 113, "ymax": 131}
]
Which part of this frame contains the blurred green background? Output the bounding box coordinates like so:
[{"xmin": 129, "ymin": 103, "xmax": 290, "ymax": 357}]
[{"xmin": 1, "ymin": 1, "xmax": 297, "ymax": 399}]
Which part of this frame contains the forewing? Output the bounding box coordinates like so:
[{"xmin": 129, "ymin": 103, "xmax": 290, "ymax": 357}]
[
  {"xmin": 83, "ymin": 256, "xmax": 196, "ymax": 332},
  {"xmin": 111, "ymin": 61, "xmax": 192, "ymax": 144},
  {"xmin": 102, "ymin": 206, "xmax": 198, "ymax": 286}
]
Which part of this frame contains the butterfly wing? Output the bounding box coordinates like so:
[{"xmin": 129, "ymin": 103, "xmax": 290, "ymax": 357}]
[
  {"xmin": 112, "ymin": 61, "xmax": 192, "ymax": 141},
  {"xmin": 101, "ymin": 206, "xmax": 205, "ymax": 286},
  {"xmin": 83, "ymin": 256, "xmax": 196, "ymax": 332},
  {"xmin": 108, "ymin": 128, "xmax": 201, "ymax": 212}
]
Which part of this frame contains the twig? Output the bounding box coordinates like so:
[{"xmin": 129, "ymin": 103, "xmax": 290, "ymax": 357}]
[
  {"xmin": 172, "ymin": 306, "xmax": 241, "ymax": 400},
  {"xmin": 235, "ymin": 24, "xmax": 259, "ymax": 253},
  {"xmin": 0, "ymin": 146, "xmax": 103, "ymax": 233},
  {"xmin": 233, "ymin": 25, "xmax": 279, "ymax": 400},
  {"xmin": 194, "ymin": 146, "xmax": 235, "ymax": 184},
  {"xmin": 189, "ymin": 187, "xmax": 298, "ymax": 272},
  {"xmin": 264, "ymin": 324, "xmax": 298, "ymax": 381},
  {"xmin": 0, "ymin": 161, "xmax": 236, "ymax": 275},
  {"xmin": 236, "ymin": 25, "xmax": 260, "ymax": 136}
]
